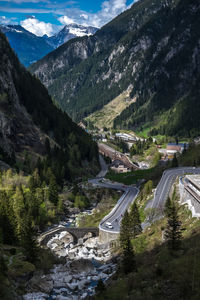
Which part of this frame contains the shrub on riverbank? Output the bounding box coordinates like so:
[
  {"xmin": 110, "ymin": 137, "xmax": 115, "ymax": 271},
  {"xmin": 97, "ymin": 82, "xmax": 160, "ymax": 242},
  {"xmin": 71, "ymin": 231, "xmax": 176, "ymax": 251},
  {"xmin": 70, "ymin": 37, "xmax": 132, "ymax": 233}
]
[{"xmin": 78, "ymin": 188, "xmax": 121, "ymax": 227}]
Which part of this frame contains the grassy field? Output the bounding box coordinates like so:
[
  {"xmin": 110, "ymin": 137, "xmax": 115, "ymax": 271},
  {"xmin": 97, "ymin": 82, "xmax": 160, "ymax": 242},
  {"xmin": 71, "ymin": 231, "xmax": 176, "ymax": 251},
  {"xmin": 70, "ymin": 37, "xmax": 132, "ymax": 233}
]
[
  {"xmin": 106, "ymin": 167, "xmax": 158, "ymax": 185},
  {"xmin": 85, "ymin": 91, "xmax": 136, "ymax": 129},
  {"xmin": 135, "ymin": 126, "xmax": 152, "ymax": 138}
]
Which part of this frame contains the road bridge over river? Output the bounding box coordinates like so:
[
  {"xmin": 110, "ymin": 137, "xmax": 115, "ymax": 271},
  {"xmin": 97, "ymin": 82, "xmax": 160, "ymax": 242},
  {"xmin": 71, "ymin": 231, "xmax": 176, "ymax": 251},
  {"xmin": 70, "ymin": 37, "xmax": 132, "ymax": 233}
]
[{"xmin": 38, "ymin": 227, "xmax": 99, "ymax": 246}]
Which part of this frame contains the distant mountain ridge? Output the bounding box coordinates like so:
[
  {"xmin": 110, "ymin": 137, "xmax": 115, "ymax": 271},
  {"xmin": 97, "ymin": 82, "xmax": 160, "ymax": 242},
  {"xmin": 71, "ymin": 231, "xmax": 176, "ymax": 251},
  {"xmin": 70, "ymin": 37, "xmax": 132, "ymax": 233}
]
[
  {"xmin": 0, "ymin": 24, "xmax": 54, "ymax": 66},
  {"xmin": 0, "ymin": 24, "xmax": 98, "ymax": 66},
  {"xmin": 30, "ymin": 0, "xmax": 200, "ymax": 138},
  {"xmin": 45, "ymin": 24, "xmax": 98, "ymax": 49}
]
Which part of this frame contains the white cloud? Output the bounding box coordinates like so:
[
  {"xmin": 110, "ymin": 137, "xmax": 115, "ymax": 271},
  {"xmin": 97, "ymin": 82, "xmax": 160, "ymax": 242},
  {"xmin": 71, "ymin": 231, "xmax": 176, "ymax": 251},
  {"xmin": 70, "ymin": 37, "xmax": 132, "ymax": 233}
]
[
  {"xmin": 58, "ymin": 15, "xmax": 74, "ymax": 25},
  {"xmin": 1, "ymin": 0, "xmax": 136, "ymax": 36},
  {"xmin": 80, "ymin": 14, "xmax": 88, "ymax": 20},
  {"xmin": 20, "ymin": 17, "xmax": 60, "ymax": 36},
  {"xmin": 0, "ymin": 15, "xmax": 17, "ymax": 25},
  {"xmin": 57, "ymin": 0, "xmax": 134, "ymax": 28}
]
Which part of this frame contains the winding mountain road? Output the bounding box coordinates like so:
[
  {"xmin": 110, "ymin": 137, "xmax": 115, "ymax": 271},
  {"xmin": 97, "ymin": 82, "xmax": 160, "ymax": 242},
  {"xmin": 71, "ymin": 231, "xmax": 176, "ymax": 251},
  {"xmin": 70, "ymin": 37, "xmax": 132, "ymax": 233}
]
[
  {"xmin": 96, "ymin": 155, "xmax": 108, "ymax": 178},
  {"xmin": 100, "ymin": 187, "xmax": 139, "ymax": 233},
  {"xmin": 94, "ymin": 161, "xmax": 200, "ymax": 233},
  {"xmin": 147, "ymin": 167, "xmax": 200, "ymax": 210},
  {"xmin": 89, "ymin": 177, "xmax": 139, "ymax": 233}
]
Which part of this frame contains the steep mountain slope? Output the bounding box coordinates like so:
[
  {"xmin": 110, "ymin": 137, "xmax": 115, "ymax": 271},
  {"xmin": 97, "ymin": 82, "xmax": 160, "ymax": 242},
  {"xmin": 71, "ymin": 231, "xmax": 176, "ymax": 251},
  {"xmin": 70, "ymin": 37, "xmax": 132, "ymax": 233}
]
[
  {"xmin": 0, "ymin": 25, "xmax": 54, "ymax": 66},
  {"xmin": 46, "ymin": 24, "xmax": 98, "ymax": 48},
  {"xmin": 85, "ymin": 89, "xmax": 136, "ymax": 129},
  {"xmin": 30, "ymin": 0, "xmax": 200, "ymax": 137},
  {"xmin": 0, "ymin": 31, "xmax": 99, "ymax": 178}
]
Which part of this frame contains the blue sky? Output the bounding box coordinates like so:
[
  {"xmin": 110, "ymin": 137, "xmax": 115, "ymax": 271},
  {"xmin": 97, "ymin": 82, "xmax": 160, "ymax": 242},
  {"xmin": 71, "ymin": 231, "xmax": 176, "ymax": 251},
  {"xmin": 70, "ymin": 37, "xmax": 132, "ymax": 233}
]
[{"xmin": 0, "ymin": 0, "xmax": 136, "ymax": 36}]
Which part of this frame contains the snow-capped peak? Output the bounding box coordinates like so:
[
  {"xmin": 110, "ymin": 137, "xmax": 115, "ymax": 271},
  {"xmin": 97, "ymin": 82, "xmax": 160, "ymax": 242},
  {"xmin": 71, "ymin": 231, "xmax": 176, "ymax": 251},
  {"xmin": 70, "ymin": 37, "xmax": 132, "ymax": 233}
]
[{"xmin": 46, "ymin": 23, "xmax": 98, "ymax": 48}]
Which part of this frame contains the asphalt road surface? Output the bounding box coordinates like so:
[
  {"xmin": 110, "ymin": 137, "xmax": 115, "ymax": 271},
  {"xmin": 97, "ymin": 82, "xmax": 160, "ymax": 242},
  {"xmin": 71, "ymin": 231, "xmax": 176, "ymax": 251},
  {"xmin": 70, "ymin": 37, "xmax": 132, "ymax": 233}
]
[
  {"xmin": 89, "ymin": 178, "xmax": 139, "ymax": 233},
  {"xmin": 147, "ymin": 167, "xmax": 200, "ymax": 210},
  {"xmin": 96, "ymin": 155, "xmax": 108, "ymax": 178},
  {"xmin": 92, "ymin": 165, "xmax": 200, "ymax": 233},
  {"xmin": 100, "ymin": 187, "xmax": 139, "ymax": 233}
]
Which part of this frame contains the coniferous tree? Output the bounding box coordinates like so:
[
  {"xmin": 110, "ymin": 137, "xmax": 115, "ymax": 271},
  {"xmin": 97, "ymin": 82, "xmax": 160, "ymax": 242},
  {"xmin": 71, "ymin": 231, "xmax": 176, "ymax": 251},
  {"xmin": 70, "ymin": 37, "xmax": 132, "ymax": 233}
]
[
  {"xmin": 120, "ymin": 210, "xmax": 136, "ymax": 274},
  {"xmin": 164, "ymin": 197, "xmax": 172, "ymax": 217},
  {"xmin": 121, "ymin": 236, "xmax": 136, "ymax": 274},
  {"xmin": 22, "ymin": 218, "xmax": 38, "ymax": 263},
  {"xmin": 28, "ymin": 169, "xmax": 41, "ymax": 191},
  {"xmin": 164, "ymin": 202, "xmax": 182, "ymax": 251},
  {"xmin": 13, "ymin": 186, "xmax": 26, "ymax": 244},
  {"xmin": 48, "ymin": 173, "xmax": 59, "ymax": 205},
  {"xmin": 130, "ymin": 202, "xmax": 142, "ymax": 238},
  {"xmin": 120, "ymin": 210, "xmax": 131, "ymax": 248},
  {"xmin": 0, "ymin": 191, "xmax": 15, "ymax": 244},
  {"xmin": 57, "ymin": 197, "xmax": 63, "ymax": 213},
  {"xmin": 171, "ymin": 153, "xmax": 178, "ymax": 168}
]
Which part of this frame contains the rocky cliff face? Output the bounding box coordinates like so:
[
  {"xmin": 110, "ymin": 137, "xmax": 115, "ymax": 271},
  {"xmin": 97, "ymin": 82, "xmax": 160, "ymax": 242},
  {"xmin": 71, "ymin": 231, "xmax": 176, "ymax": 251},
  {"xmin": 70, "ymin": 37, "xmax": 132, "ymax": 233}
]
[
  {"xmin": 30, "ymin": 0, "xmax": 200, "ymax": 137},
  {"xmin": 0, "ymin": 32, "xmax": 45, "ymax": 159},
  {"xmin": 0, "ymin": 32, "xmax": 99, "ymax": 172}
]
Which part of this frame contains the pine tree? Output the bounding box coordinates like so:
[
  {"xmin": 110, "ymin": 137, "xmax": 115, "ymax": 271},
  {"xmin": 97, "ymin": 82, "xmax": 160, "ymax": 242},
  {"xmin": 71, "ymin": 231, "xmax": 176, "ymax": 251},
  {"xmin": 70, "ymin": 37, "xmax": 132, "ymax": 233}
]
[
  {"xmin": 0, "ymin": 191, "xmax": 15, "ymax": 244},
  {"xmin": 120, "ymin": 210, "xmax": 136, "ymax": 274},
  {"xmin": 171, "ymin": 153, "xmax": 178, "ymax": 168},
  {"xmin": 164, "ymin": 202, "xmax": 182, "ymax": 251},
  {"xmin": 130, "ymin": 202, "xmax": 142, "ymax": 238},
  {"xmin": 48, "ymin": 173, "xmax": 59, "ymax": 205},
  {"xmin": 164, "ymin": 197, "xmax": 172, "ymax": 217},
  {"xmin": 13, "ymin": 186, "xmax": 26, "ymax": 244},
  {"xmin": 22, "ymin": 218, "xmax": 38, "ymax": 263},
  {"xmin": 28, "ymin": 169, "xmax": 41, "ymax": 191},
  {"xmin": 57, "ymin": 197, "xmax": 63, "ymax": 213},
  {"xmin": 121, "ymin": 236, "xmax": 136, "ymax": 274},
  {"xmin": 120, "ymin": 210, "xmax": 131, "ymax": 248}
]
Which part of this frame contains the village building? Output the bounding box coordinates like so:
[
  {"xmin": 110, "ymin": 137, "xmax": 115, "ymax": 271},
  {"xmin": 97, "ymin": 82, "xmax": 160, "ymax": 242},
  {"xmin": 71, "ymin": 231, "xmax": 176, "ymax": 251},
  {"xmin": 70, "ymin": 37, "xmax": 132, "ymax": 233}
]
[
  {"xmin": 166, "ymin": 143, "xmax": 188, "ymax": 159},
  {"xmin": 110, "ymin": 159, "xmax": 131, "ymax": 173}
]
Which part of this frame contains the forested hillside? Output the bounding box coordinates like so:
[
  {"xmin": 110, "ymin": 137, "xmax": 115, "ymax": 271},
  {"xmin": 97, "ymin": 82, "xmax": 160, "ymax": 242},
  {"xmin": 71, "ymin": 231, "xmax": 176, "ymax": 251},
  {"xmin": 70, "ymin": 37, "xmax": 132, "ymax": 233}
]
[
  {"xmin": 30, "ymin": 0, "xmax": 200, "ymax": 138},
  {"xmin": 0, "ymin": 31, "xmax": 99, "ymax": 183},
  {"xmin": 0, "ymin": 30, "xmax": 100, "ymax": 299}
]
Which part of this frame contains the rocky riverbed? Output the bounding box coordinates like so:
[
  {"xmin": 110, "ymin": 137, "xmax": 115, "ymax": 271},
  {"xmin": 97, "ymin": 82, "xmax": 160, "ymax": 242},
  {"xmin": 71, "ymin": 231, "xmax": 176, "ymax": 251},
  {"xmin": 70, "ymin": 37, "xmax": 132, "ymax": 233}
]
[
  {"xmin": 23, "ymin": 231, "xmax": 117, "ymax": 299},
  {"xmin": 23, "ymin": 259, "xmax": 117, "ymax": 300},
  {"xmin": 46, "ymin": 231, "xmax": 111, "ymax": 261}
]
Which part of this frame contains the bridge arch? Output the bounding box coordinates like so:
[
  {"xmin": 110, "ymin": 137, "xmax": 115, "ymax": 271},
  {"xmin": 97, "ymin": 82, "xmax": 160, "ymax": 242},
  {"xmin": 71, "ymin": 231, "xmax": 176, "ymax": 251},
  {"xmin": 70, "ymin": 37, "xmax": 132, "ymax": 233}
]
[{"xmin": 39, "ymin": 227, "xmax": 99, "ymax": 246}]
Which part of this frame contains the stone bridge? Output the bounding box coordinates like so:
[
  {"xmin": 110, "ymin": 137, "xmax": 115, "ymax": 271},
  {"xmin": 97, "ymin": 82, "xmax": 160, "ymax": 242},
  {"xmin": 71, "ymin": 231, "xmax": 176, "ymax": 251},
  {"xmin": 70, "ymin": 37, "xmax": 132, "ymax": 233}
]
[{"xmin": 38, "ymin": 227, "xmax": 99, "ymax": 246}]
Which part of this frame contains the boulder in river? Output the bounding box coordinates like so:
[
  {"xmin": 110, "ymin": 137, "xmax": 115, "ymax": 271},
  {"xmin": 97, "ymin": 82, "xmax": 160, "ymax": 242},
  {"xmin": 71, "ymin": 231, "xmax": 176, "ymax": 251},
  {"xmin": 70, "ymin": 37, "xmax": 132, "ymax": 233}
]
[
  {"xmin": 27, "ymin": 276, "xmax": 53, "ymax": 294},
  {"xmin": 70, "ymin": 259, "xmax": 94, "ymax": 274},
  {"xmin": 23, "ymin": 292, "xmax": 49, "ymax": 300}
]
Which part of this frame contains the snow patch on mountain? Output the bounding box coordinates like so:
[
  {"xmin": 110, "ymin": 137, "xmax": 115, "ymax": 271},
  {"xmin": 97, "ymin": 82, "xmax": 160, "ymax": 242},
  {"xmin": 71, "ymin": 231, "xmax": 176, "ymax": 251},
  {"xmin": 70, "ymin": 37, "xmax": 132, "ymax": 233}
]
[
  {"xmin": 68, "ymin": 26, "xmax": 93, "ymax": 37},
  {"xmin": 46, "ymin": 24, "xmax": 98, "ymax": 48}
]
